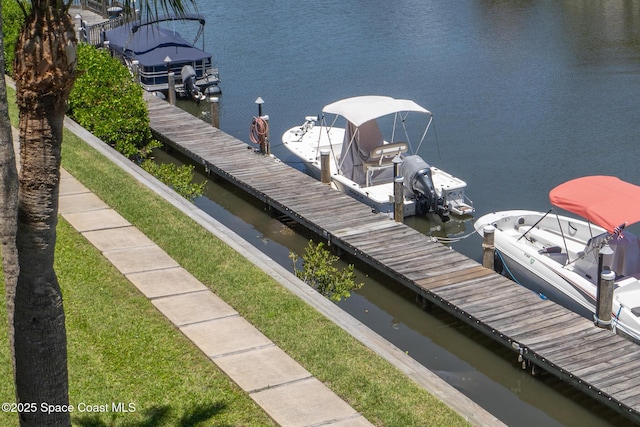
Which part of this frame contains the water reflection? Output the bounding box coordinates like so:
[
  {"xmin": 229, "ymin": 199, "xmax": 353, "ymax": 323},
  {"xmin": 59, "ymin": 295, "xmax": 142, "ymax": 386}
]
[
  {"xmin": 158, "ymin": 1, "xmax": 640, "ymax": 425},
  {"xmin": 560, "ymin": 1, "xmax": 640, "ymax": 65},
  {"xmin": 151, "ymin": 148, "xmax": 633, "ymax": 427}
]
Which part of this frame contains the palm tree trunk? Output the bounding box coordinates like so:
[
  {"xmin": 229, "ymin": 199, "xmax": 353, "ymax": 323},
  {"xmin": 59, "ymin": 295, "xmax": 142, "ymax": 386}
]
[
  {"xmin": 11, "ymin": 3, "xmax": 76, "ymax": 426},
  {"xmin": 0, "ymin": 3, "xmax": 20, "ymax": 412},
  {"xmin": 13, "ymin": 103, "xmax": 69, "ymax": 427},
  {"xmin": 4, "ymin": 1, "xmax": 190, "ymax": 424}
]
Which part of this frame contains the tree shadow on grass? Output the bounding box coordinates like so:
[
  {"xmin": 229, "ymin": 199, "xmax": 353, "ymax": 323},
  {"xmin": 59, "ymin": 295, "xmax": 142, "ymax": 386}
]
[{"xmin": 73, "ymin": 402, "xmax": 229, "ymax": 427}]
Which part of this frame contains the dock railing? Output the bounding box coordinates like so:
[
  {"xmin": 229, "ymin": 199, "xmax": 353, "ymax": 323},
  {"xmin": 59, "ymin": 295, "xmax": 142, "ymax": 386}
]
[
  {"xmin": 83, "ymin": 17, "xmax": 125, "ymax": 45},
  {"xmin": 71, "ymin": 0, "xmax": 132, "ymax": 45},
  {"xmin": 76, "ymin": 0, "xmax": 119, "ymax": 18}
]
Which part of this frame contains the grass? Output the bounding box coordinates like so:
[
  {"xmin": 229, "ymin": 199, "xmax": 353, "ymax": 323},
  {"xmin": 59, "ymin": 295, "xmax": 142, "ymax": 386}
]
[
  {"xmin": 1, "ymin": 87, "xmax": 472, "ymax": 426},
  {"xmin": 0, "ymin": 222, "xmax": 275, "ymax": 426}
]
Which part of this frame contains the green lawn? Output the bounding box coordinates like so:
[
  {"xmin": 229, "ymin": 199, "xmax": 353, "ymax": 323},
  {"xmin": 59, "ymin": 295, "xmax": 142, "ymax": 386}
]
[
  {"xmin": 0, "ymin": 218, "xmax": 276, "ymax": 426},
  {"xmin": 0, "ymin": 87, "xmax": 471, "ymax": 426}
]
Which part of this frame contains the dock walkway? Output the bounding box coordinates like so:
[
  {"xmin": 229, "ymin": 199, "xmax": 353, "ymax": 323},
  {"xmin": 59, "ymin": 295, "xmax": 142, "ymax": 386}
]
[
  {"xmin": 145, "ymin": 92, "xmax": 640, "ymax": 424},
  {"xmin": 62, "ymin": 116, "xmax": 504, "ymax": 426}
]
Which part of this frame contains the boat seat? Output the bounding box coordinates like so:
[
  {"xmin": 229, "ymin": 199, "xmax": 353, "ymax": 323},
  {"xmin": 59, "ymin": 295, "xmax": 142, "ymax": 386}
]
[
  {"xmin": 363, "ymin": 142, "xmax": 408, "ymax": 186},
  {"xmin": 526, "ymin": 228, "xmax": 585, "ymax": 262}
]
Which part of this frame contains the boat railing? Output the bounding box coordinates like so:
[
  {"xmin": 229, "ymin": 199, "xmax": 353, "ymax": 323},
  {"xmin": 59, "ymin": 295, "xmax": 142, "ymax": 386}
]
[
  {"xmin": 363, "ymin": 143, "xmax": 408, "ymax": 187},
  {"xmin": 460, "ymin": 193, "xmax": 475, "ymax": 213},
  {"xmin": 138, "ymin": 61, "xmax": 214, "ymax": 88}
]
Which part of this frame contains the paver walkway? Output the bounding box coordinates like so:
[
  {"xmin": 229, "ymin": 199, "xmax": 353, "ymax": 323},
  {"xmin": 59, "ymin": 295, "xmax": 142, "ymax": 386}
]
[
  {"xmin": 57, "ymin": 168, "xmax": 373, "ymax": 426},
  {"xmin": 55, "ymin": 114, "xmax": 505, "ymax": 426}
]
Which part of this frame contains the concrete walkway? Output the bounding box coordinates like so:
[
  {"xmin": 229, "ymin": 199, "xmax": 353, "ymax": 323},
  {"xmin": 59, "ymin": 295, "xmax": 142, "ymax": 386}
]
[
  {"xmin": 58, "ymin": 169, "xmax": 373, "ymax": 427},
  {"xmin": 6, "ymin": 42, "xmax": 504, "ymax": 426},
  {"xmin": 56, "ymin": 112, "xmax": 506, "ymax": 427}
]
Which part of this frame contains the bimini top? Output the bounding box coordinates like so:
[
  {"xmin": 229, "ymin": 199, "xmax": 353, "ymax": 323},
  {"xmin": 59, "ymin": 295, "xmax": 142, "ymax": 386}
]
[
  {"xmin": 549, "ymin": 176, "xmax": 640, "ymax": 233},
  {"xmin": 322, "ymin": 96, "xmax": 431, "ymax": 127},
  {"xmin": 128, "ymin": 14, "xmax": 206, "ymax": 33},
  {"xmin": 104, "ymin": 14, "xmax": 210, "ymax": 68}
]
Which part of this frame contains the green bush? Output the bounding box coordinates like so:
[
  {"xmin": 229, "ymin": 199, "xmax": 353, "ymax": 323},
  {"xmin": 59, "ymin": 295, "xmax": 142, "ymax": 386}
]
[
  {"xmin": 2, "ymin": 0, "xmax": 28, "ymax": 75},
  {"xmin": 67, "ymin": 43, "xmax": 204, "ymax": 199},
  {"xmin": 68, "ymin": 43, "xmax": 155, "ymax": 160},
  {"xmin": 141, "ymin": 160, "xmax": 205, "ymax": 201},
  {"xmin": 290, "ymin": 240, "xmax": 363, "ymax": 301}
]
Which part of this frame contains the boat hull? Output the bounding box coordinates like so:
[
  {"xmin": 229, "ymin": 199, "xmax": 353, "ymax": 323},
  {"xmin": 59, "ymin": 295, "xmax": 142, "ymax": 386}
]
[
  {"xmin": 475, "ymin": 210, "xmax": 640, "ymax": 343},
  {"xmin": 282, "ymin": 121, "xmax": 473, "ymax": 218}
]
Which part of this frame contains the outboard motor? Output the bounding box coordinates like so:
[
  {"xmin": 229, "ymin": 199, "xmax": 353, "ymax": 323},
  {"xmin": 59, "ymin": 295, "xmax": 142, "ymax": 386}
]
[
  {"xmin": 181, "ymin": 65, "xmax": 205, "ymax": 101},
  {"xmin": 399, "ymin": 155, "xmax": 450, "ymax": 221}
]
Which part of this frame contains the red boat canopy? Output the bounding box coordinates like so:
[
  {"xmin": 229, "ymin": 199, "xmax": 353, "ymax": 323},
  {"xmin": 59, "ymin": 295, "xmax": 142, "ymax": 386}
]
[{"xmin": 549, "ymin": 176, "xmax": 640, "ymax": 233}]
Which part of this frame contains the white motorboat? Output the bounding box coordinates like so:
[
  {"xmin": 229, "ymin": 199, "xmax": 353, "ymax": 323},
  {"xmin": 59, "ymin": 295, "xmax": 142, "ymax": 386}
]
[
  {"xmin": 474, "ymin": 176, "xmax": 640, "ymax": 343},
  {"xmin": 281, "ymin": 96, "xmax": 473, "ymax": 221}
]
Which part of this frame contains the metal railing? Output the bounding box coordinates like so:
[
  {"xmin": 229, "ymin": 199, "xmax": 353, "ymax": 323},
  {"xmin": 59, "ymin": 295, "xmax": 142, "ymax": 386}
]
[
  {"xmin": 79, "ymin": 0, "xmax": 117, "ymax": 18},
  {"xmin": 81, "ymin": 17, "xmax": 125, "ymax": 45},
  {"xmin": 72, "ymin": 1, "xmax": 127, "ymax": 18},
  {"xmin": 73, "ymin": 0, "xmax": 130, "ymax": 45},
  {"xmin": 136, "ymin": 60, "xmax": 216, "ymax": 88}
]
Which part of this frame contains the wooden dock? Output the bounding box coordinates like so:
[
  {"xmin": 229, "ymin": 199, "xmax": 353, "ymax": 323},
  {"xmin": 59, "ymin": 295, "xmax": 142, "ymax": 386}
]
[{"xmin": 144, "ymin": 92, "xmax": 640, "ymax": 424}]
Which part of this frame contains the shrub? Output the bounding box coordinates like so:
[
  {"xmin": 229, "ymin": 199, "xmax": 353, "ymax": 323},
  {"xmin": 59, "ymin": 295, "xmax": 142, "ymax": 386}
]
[
  {"xmin": 68, "ymin": 43, "xmax": 155, "ymax": 160},
  {"xmin": 141, "ymin": 160, "xmax": 205, "ymax": 202},
  {"xmin": 290, "ymin": 240, "xmax": 363, "ymax": 301},
  {"xmin": 2, "ymin": 0, "xmax": 28, "ymax": 75},
  {"xmin": 67, "ymin": 43, "xmax": 204, "ymax": 200}
]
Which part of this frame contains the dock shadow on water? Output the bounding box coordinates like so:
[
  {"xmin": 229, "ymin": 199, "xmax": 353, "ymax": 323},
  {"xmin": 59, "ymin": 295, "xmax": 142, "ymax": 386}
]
[{"xmin": 151, "ymin": 147, "xmax": 635, "ymax": 427}]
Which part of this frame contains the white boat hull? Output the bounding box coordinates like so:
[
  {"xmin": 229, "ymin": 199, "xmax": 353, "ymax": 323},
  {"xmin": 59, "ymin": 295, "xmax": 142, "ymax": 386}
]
[
  {"xmin": 475, "ymin": 210, "xmax": 640, "ymax": 343},
  {"xmin": 282, "ymin": 121, "xmax": 473, "ymax": 217}
]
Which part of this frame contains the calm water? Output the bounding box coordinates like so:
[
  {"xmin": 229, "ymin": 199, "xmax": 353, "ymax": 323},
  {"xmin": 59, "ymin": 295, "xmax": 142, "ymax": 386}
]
[{"xmin": 165, "ymin": 2, "xmax": 640, "ymax": 426}]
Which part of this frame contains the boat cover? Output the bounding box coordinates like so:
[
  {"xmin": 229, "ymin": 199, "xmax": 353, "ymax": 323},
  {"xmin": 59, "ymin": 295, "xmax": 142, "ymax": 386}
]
[
  {"xmin": 549, "ymin": 176, "xmax": 640, "ymax": 232},
  {"xmin": 323, "ymin": 96, "xmax": 431, "ymax": 127},
  {"xmin": 104, "ymin": 15, "xmax": 210, "ymax": 68},
  {"xmin": 339, "ymin": 120, "xmax": 384, "ymax": 184}
]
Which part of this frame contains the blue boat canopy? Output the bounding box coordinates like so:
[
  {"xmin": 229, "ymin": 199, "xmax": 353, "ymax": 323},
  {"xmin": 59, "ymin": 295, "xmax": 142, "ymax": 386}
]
[
  {"xmin": 104, "ymin": 14, "xmax": 210, "ymax": 68},
  {"xmin": 129, "ymin": 14, "xmax": 206, "ymax": 32}
]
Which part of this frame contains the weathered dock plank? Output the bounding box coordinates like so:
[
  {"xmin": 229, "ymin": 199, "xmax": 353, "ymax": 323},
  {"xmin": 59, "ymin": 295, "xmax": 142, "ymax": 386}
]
[
  {"xmin": 145, "ymin": 92, "xmax": 640, "ymax": 424},
  {"xmin": 432, "ymin": 275, "xmax": 514, "ymax": 298},
  {"xmin": 496, "ymin": 309, "xmax": 578, "ymax": 336},
  {"xmin": 413, "ymin": 265, "xmax": 495, "ymax": 289}
]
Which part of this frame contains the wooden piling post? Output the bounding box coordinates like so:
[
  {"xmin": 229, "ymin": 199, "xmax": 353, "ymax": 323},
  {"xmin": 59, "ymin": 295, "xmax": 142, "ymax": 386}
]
[
  {"xmin": 167, "ymin": 72, "xmax": 176, "ymax": 105},
  {"xmin": 75, "ymin": 14, "xmax": 84, "ymax": 42},
  {"xmin": 209, "ymin": 97, "xmax": 219, "ymax": 128},
  {"xmin": 595, "ymin": 269, "xmax": 615, "ymax": 329},
  {"xmin": 320, "ymin": 149, "xmax": 331, "ymax": 184},
  {"xmin": 261, "ymin": 115, "xmax": 270, "ymax": 155},
  {"xmin": 132, "ymin": 60, "xmax": 140, "ymax": 84},
  {"xmin": 254, "ymin": 98, "xmax": 270, "ymax": 155},
  {"xmin": 482, "ymin": 226, "xmax": 496, "ymax": 270},
  {"xmin": 392, "ymin": 155, "xmax": 403, "ymax": 178},
  {"xmin": 394, "ymin": 176, "xmax": 404, "ymax": 222}
]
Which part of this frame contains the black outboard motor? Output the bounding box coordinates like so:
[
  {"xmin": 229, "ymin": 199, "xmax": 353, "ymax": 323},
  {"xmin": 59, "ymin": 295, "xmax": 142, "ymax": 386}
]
[
  {"xmin": 399, "ymin": 155, "xmax": 450, "ymax": 221},
  {"xmin": 181, "ymin": 65, "xmax": 205, "ymax": 101}
]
